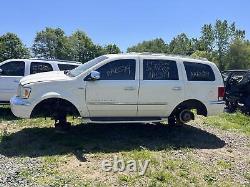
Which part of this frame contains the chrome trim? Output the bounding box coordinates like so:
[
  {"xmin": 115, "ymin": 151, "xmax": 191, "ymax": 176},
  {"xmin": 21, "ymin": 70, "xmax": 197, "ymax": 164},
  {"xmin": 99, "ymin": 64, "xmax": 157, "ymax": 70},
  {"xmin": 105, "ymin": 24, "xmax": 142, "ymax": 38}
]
[
  {"xmin": 209, "ymin": 101, "xmax": 225, "ymax": 105},
  {"xmin": 87, "ymin": 102, "xmax": 167, "ymax": 105}
]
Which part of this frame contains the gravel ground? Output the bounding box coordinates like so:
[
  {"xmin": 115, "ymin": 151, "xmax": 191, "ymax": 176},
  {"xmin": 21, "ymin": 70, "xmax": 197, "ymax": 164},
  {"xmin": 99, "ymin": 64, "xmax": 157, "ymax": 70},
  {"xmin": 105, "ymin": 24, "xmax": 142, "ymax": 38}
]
[
  {"xmin": 0, "ymin": 155, "xmax": 41, "ymax": 187},
  {"xmin": 0, "ymin": 120, "xmax": 249, "ymax": 186},
  {"xmin": 190, "ymin": 121, "xmax": 250, "ymax": 185}
]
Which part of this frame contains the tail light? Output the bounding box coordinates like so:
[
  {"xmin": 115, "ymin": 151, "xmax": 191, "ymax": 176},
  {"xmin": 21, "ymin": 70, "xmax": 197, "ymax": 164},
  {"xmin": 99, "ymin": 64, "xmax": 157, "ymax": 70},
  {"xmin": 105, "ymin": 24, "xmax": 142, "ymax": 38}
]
[{"xmin": 218, "ymin": 86, "xmax": 225, "ymax": 101}]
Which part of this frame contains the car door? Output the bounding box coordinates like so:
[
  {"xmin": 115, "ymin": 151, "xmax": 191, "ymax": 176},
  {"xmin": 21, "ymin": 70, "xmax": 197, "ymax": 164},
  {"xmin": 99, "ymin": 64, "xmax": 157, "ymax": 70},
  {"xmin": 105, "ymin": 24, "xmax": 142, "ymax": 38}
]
[
  {"xmin": 0, "ymin": 61, "xmax": 26, "ymax": 102},
  {"xmin": 138, "ymin": 58, "xmax": 184, "ymax": 117},
  {"xmin": 85, "ymin": 58, "xmax": 139, "ymax": 117}
]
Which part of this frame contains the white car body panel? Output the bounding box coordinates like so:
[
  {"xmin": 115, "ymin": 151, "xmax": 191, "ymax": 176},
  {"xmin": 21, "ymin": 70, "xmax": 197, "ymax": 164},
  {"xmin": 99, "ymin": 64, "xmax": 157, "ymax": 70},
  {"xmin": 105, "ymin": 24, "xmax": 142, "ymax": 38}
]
[{"xmin": 10, "ymin": 54, "xmax": 225, "ymax": 122}]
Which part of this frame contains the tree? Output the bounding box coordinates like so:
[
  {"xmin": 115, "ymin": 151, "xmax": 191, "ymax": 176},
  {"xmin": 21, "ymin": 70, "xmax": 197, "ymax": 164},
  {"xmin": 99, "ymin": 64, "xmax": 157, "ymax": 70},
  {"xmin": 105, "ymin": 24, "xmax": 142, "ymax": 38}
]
[
  {"xmin": 68, "ymin": 30, "xmax": 104, "ymax": 63},
  {"xmin": 169, "ymin": 33, "xmax": 194, "ymax": 55},
  {"xmin": 199, "ymin": 20, "xmax": 245, "ymax": 70},
  {"xmin": 127, "ymin": 38, "xmax": 168, "ymax": 53},
  {"xmin": 32, "ymin": 27, "xmax": 70, "ymax": 59},
  {"xmin": 226, "ymin": 39, "xmax": 250, "ymax": 69},
  {"xmin": 199, "ymin": 24, "xmax": 214, "ymax": 52},
  {"xmin": 103, "ymin": 44, "xmax": 121, "ymax": 54},
  {"xmin": 191, "ymin": 50, "xmax": 217, "ymax": 62},
  {"xmin": 0, "ymin": 33, "xmax": 30, "ymax": 62}
]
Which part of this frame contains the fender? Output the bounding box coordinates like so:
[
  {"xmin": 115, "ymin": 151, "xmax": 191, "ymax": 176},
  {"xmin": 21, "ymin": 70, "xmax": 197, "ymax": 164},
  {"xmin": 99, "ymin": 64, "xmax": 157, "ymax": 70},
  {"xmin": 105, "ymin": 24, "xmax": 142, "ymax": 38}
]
[
  {"xmin": 41, "ymin": 92, "xmax": 61, "ymax": 99},
  {"xmin": 38, "ymin": 92, "xmax": 87, "ymax": 117}
]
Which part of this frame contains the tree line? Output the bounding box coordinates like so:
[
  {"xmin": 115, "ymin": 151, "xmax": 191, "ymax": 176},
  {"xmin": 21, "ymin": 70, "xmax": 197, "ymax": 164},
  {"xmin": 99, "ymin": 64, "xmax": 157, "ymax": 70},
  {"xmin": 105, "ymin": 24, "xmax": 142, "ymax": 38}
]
[{"xmin": 0, "ymin": 19, "xmax": 250, "ymax": 70}]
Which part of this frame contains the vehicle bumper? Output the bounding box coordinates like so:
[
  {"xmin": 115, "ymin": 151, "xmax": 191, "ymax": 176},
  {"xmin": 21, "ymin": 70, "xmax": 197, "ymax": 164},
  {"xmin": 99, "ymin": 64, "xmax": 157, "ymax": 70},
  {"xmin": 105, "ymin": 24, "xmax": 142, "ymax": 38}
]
[
  {"xmin": 207, "ymin": 100, "xmax": 225, "ymax": 116},
  {"xmin": 10, "ymin": 96, "xmax": 33, "ymax": 118}
]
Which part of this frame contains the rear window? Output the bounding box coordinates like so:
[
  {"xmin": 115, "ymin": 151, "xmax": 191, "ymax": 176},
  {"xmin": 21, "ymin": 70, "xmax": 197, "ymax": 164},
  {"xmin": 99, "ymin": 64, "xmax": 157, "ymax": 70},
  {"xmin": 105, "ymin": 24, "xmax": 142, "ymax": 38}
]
[
  {"xmin": 58, "ymin": 64, "xmax": 78, "ymax": 71},
  {"xmin": 184, "ymin": 61, "xmax": 215, "ymax": 81},
  {"xmin": 30, "ymin": 62, "xmax": 53, "ymax": 74}
]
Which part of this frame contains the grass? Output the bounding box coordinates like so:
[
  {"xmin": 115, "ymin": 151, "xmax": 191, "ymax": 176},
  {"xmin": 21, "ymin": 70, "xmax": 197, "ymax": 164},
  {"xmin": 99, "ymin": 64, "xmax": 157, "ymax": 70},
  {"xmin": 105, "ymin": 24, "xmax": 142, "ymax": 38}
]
[
  {"xmin": 204, "ymin": 112, "xmax": 250, "ymax": 135},
  {"xmin": 0, "ymin": 106, "xmax": 249, "ymax": 186}
]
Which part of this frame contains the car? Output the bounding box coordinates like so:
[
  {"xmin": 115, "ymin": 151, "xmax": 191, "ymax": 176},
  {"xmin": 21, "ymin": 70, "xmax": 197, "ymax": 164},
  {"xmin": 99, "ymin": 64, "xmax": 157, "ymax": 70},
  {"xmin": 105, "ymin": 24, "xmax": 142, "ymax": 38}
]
[
  {"xmin": 222, "ymin": 69, "xmax": 250, "ymax": 113},
  {"xmin": 0, "ymin": 59, "xmax": 80, "ymax": 104},
  {"xmin": 10, "ymin": 53, "xmax": 225, "ymax": 129},
  {"xmin": 222, "ymin": 70, "xmax": 248, "ymax": 83}
]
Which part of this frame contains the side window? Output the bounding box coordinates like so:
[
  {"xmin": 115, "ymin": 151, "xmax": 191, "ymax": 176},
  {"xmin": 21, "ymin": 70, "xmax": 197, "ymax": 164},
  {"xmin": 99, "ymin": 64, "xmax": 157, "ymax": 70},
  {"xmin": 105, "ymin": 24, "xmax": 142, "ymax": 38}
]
[
  {"xmin": 143, "ymin": 59, "xmax": 179, "ymax": 80},
  {"xmin": 184, "ymin": 61, "xmax": 215, "ymax": 81},
  {"xmin": 96, "ymin": 59, "xmax": 136, "ymax": 80},
  {"xmin": 0, "ymin": 61, "xmax": 25, "ymax": 76},
  {"xmin": 58, "ymin": 64, "xmax": 78, "ymax": 71},
  {"xmin": 30, "ymin": 62, "xmax": 53, "ymax": 74}
]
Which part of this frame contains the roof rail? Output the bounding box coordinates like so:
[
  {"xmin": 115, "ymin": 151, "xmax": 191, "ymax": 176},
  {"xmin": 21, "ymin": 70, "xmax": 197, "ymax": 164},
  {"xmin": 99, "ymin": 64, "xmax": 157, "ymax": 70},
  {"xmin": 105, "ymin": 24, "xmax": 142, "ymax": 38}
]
[
  {"xmin": 29, "ymin": 58, "xmax": 82, "ymax": 64},
  {"xmin": 126, "ymin": 52, "xmax": 208, "ymax": 61}
]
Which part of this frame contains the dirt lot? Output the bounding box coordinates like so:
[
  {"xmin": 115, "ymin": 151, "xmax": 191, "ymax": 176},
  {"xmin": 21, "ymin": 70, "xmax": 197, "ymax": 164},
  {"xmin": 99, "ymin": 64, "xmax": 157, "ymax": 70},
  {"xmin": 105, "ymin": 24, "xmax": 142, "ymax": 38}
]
[{"xmin": 0, "ymin": 106, "xmax": 249, "ymax": 186}]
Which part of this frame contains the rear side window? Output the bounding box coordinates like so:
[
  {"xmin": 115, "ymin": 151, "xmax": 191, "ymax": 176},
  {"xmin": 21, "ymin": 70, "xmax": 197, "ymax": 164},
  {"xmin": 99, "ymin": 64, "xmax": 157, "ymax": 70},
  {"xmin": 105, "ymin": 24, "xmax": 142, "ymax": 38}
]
[
  {"xmin": 58, "ymin": 64, "xmax": 78, "ymax": 71},
  {"xmin": 184, "ymin": 61, "xmax": 215, "ymax": 81},
  {"xmin": 0, "ymin": 61, "xmax": 25, "ymax": 76},
  {"xmin": 30, "ymin": 62, "xmax": 53, "ymax": 74},
  {"xmin": 96, "ymin": 59, "xmax": 136, "ymax": 80},
  {"xmin": 143, "ymin": 59, "xmax": 179, "ymax": 80}
]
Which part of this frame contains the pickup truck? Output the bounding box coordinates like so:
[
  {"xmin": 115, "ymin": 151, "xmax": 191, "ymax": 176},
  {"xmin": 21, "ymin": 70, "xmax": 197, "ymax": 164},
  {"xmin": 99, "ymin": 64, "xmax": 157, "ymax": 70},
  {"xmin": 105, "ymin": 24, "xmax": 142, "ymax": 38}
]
[
  {"xmin": 10, "ymin": 53, "xmax": 225, "ymax": 129},
  {"xmin": 0, "ymin": 59, "xmax": 80, "ymax": 104}
]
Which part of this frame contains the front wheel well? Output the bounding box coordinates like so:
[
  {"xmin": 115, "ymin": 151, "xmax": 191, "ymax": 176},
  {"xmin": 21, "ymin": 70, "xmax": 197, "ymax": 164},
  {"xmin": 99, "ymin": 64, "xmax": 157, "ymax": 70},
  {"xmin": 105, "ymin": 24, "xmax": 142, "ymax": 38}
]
[
  {"xmin": 170, "ymin": 99, "xmax": 208, "ymax": 117},
  {"xmin": 31, "ymin": 98, "xmax": 80, "ymax": 118}
]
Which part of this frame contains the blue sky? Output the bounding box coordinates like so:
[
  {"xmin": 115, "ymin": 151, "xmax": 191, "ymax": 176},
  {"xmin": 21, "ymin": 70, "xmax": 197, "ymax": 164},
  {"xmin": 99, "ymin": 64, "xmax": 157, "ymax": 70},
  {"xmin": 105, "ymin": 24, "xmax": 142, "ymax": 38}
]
[{"xmin": 0, "ymin": 0, "xmax": 249, "ymax": 51}]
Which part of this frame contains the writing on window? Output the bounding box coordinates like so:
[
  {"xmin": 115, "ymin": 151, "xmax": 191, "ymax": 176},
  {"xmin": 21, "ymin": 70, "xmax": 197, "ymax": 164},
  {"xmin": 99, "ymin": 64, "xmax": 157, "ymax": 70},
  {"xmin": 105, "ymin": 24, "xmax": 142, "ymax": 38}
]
[{"xmin": 143, "ymin": 59, "xmax": 179, "ymax": 80}]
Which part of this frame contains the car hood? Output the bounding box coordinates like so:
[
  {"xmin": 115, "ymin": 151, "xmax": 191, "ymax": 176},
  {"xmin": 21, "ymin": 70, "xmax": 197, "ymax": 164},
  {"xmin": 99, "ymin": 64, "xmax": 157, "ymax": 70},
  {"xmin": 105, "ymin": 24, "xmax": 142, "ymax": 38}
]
[{"xmin": 20, "ymin": 71, "xmax": 71, "ymax": 85}]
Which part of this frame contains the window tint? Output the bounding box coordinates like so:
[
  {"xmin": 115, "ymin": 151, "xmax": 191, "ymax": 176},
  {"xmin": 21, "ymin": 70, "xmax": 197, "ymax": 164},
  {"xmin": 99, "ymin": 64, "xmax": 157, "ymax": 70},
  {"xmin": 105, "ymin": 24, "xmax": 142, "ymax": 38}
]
[
  {"xmin": 143, "ymin": 59, "xmax": 179, "ymax": 80},
  {"xmin": 58, "ymin": 64, "xmax": 78, "ymax": 71},
  {"xmin": 0, "ymin": 61, "xmax": 25, "ymax": 76},
  {"xmin": 184, "ymin": 61, "xmax": 215, "ymax": 81},
  {"xmin": 96, "ymin": 59, "xmax": 136, "ymax": 80},
  {"xmin": 30, "ymin": 62, "xmax": 53, "ymax": 74}
]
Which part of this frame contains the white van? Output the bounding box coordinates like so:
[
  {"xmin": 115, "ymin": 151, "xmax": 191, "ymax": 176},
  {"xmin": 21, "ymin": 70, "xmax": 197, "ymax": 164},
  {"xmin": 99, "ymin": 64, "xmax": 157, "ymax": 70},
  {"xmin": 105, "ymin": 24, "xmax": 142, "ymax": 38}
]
[
  {"xmin": 10, "ymin": 53, "xmax": 225, "ymax": 128},
  {"xmin": 0, "ymin": 59, "xmax": 80, "ymax": 104}
]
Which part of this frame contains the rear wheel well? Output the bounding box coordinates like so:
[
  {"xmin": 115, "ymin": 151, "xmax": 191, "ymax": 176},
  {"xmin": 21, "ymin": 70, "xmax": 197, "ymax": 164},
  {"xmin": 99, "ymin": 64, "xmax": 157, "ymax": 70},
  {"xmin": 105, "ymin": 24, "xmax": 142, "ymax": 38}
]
[
  {"xmin": 31, "ymin": 98, "xmax": 80, "ymax": 118},
  {"xmin": 170, "ymin": 99, "xmax": 208, "ymax": 117}
]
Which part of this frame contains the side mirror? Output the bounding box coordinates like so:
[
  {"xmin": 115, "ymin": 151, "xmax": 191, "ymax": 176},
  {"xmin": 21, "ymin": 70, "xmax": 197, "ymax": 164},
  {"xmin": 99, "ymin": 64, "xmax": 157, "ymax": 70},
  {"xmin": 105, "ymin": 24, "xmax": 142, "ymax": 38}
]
[
  {"xmin": 90, "ymin": 71, "xmax": 100, "ymax": 80},
  {"xmin": 0, "ymin": 69, "xmax": 2, "ymax": 75}
]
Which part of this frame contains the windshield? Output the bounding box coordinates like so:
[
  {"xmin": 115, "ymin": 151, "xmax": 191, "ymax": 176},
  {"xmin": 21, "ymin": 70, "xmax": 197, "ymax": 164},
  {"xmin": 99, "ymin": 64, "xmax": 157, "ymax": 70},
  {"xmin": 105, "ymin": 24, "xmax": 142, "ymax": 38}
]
[{"xmin": 67, "ymin": 55, "xmax": 108, "ymax": 77}]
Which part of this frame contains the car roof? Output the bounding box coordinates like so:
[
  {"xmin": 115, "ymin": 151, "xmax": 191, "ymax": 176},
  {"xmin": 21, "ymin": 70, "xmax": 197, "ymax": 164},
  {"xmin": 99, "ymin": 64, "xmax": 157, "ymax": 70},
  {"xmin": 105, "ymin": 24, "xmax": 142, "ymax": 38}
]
[
  {"xmin": 3, "ymin": 59, "xmax": 81, "ymax": 65},
  {"xmin": 105, "ymin": 53, "xmax": 212, "ymax": 64}
]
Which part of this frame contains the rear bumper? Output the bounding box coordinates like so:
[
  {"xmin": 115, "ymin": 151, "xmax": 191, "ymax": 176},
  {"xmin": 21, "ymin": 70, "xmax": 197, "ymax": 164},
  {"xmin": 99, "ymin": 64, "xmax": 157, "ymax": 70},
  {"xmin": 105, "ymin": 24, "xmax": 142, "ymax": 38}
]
[
  {"xmin": 10, "ymin": 96, "xmax": 33, "ymax": 118},
  {"xmin": 206, "ymin": 100, "xmax": 225, "ymax": 116}
]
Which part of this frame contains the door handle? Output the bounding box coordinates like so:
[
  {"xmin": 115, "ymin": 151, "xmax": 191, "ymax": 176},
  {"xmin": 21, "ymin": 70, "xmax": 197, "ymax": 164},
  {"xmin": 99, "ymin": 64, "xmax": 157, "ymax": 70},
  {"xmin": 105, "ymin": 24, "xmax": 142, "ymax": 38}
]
[
  {"xmin": 14, "ymin": 80, "xmax": 19, "ymax": 83},
  {"xmin": 172, "ymin": 87, "xmax": 182, "ymax": 91},
  {"xmin": 124, "ymin": 87, "xmax": 136, "ymax": 91}
]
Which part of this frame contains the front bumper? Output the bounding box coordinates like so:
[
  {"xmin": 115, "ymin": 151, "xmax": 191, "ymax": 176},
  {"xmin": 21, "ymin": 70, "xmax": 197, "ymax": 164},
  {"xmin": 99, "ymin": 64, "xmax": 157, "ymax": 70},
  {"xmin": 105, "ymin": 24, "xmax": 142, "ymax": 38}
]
[{"xmin": 10, "ymin": 96, "xmax": 33, "ymax": 118}]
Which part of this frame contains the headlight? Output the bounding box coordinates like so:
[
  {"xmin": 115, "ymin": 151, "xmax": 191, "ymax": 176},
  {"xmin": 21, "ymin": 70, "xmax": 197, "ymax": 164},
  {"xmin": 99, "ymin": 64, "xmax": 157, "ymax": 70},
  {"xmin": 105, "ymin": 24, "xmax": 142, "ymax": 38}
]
[{"xmin": 19, "ymin": 86, "xmax": 31, "ymax": 99}]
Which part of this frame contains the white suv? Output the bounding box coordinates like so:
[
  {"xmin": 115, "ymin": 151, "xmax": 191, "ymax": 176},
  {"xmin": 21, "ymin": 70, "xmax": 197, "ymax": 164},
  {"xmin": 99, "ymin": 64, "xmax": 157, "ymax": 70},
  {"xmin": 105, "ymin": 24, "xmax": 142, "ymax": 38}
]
[
  {"xmin": 0, "ymin": 59, "xmax": 80, "ymax": 104},
  {"xmin": 10, "ymin": 53, "xmax": 225, "ymax": 128}
]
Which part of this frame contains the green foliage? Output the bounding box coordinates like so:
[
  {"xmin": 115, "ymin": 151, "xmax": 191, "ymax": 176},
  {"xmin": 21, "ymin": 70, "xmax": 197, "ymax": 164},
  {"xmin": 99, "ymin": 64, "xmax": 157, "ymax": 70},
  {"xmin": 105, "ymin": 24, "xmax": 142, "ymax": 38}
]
[
  {"xmin": 68, "ymin": 30, "xmax": 102, "ymax": 63},
  {"xmin": 169, "ymin": 33, "xmax": 194, "ymax": 55},
  {"xmin": 32, "ymin": 27, "xmax": 71, "ymax": 60},
  {"xmin": 198, "ymin": 20, "xmax": 245, "ymax": 70},
  {"xmin": 103, "ymin": 44, "xmax": 121, "ymax": 54},
  {"xmin": 127, "ymin": 19, "xmax": 246, "ymax": 71},
  {"xmin": 0, "ymin": 33, "xmax": 30, "ymax": 62},
  {"xmin": 127, "ymin": 38, "xmax": 168, "ymax": 53},
  {"xmin": 32, "ymin": 28, "xmax": 121, "ymax": 63},
  {"xmin": 226, "ymin": 39, "xmax": 250, "ymax": 69}
]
